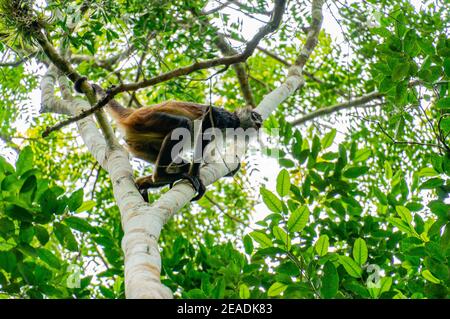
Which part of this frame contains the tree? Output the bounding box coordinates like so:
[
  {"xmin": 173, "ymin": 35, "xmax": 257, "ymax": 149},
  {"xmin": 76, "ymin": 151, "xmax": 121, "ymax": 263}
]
[{"xmin": 0, "ymin": 0, "xmax": 448, "ymax": 299}]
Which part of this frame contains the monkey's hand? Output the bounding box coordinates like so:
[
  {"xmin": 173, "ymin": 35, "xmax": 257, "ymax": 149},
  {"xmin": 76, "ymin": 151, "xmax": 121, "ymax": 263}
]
[
  {"xmin": 135, "ymin": 176, "xmax": 151, "ymax": 202},
  {"xmin": 178, "ymin": 173, "xmax": 206, "ymax": 202}
]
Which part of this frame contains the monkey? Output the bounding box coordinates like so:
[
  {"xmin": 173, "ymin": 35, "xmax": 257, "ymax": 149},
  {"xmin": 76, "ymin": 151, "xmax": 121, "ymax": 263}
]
[{"xmin": 74, "ymin": 77, "xmax": 263, "ymax": 201}]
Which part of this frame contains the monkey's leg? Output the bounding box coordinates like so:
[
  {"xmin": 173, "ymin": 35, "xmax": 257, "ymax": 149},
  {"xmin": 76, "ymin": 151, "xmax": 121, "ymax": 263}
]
[
  {"xmin": 187, "ymin": 108, "xmax": 216, "ymax": 201},
  {"xmin": 137, "ymin": 131, "xmax": 206, "ymax": 202}
]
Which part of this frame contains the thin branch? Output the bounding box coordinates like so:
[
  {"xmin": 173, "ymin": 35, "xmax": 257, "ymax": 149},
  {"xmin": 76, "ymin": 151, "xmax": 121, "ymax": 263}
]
[
  {"xmin": 249, "ymin": 74, "xmax": 272, "ymax": 91},
  {"xmin": 220, "ymin": 0, "xmax": 271, "ymax": 23},
  {"xmin": 201, "ymin": 0, "xmax": 233, "ymax": 15},
  {"xmin": 223, "ymin": 33, "xmax": 332, "ymax": 87},
  {"xmin": 290, "ymin": 80, "xmax": 424, "ymax": 126},
  {"xmin": 91, "ymin": 166, "xmax": 101, "ymax": 200},
  {"xmin": 0, "ymin": 131, "xmax": 20, "ymax": 153},
  {"xmin": 376, "ymin": 122, "xmax": 446, "ymax": 152},
  {"xmin": 82, "ymin": 161, "xmax": 99, "ymax": 189},
  {"xmin": 204, "ymin": 194, "xmax": 248, "ymax": 226},
  {"xmin": 127, "ymin": 37, "xmax": 150, "ymax": 108},
  {"xmin": 291, "ymin": 91, "xmax": 383, "ymax": 126},
  {"xmin": 71, "ymin": 47, "xmax": 134, "ymax": 71},
  {"xmin": 32, "ymin": 30, "xmax": 119, "ymax": 147},
  {"xmin": 0, "ymin": 52, "xmax": 37, "ymax": 67}
]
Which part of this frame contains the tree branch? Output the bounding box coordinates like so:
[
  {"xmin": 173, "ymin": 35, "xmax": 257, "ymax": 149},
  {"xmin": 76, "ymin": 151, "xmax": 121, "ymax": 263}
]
[
  {"xmin": 70, "ymin": 44, "xmax": 135, "ymax": 71},
  {"xmin": 0, "ymin": 52, "xmax": 36, "ymax": 67},
  {"xmin": 290, "ymin": 91, "xmax": 383, "ymax": 126},
  {"xmin": 290, "ymin": 80, "xmax": 424, "ymax": 126},
  {"xmin": 201, "ymin": 0, "xmax": 234, "ymax": 15},
  {"xmin": 0, "ymin": 131, "xmax": 20, "ymax": 153}
]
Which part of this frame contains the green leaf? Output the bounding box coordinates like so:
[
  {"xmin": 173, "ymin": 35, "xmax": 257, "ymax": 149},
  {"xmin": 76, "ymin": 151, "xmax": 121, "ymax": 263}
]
[
  {"xmin": 239, "ymin": 284, "xmax": 250, "ymax": 299},
  {"xmin": 5, "ymin": 204, "xmax": 33, "ymax": 222},
  {"xmin": 2, "ymin": 174, "xmax": 19, "ymax": 193},
  {"xmin": 436, "ymin": 97, "xmax": 450, "ymax": 109},
  {"xmin": 100, "ymin": 286, "xmax": 115, "ymax": 299},
  {"xmin": 39, "ymin": 189, "xmax": 59, "ymax": 215},
  {"xmin": 64, "ymin": 216, "xmax": 96, "ymax": 233},
  {"xmin": 395, "ymin": 206, "xmax": 413, "ymax": 224},
  {"xmin": 19, "ymin": 223, "xmax": 34, "ymax": 244},
  {"xmin": 16, "ymin": 146, "xmax": 33, "ymax": 176},
  {"xmin": 320, "ymin": 261, "xmax": 339, "ymax": 299},
  {"xmin": 428, "ymin": 201, "xmax": 449, "ymax": 219},
  {"xmin": 343, "ymin": 166, "xmax": 369, "ymax": 178},
  {"xmin": 0, "ymin": 157, "xmax": 14, "ymax": 174},
  {"xmin": 287, "ymin": 206, "xmax": 310, "ymax": 233},
  {"xmin": 444, "ymin": 57, "xmax": 450, "ymax": 77},
  {"xmin": 321, "ymin": 129, "xmax": 336, "ymax": 149},
  {"xmin": 392, "ymin": 63, "xmax": 410, "ymax": 81},
  {"xmin": 272, "ymin": 226, "xmax": 290, "ymax": 249},
  {"xmin": 17, "ymin": 243, "xmax": 37, "ymax": 258},
  {"xmin": 422, "ymin": 270, "xmax": 441, "ymax": 284},
  {"xmin": 0, "ymin": 251, "xmax": 17, "ymax": 273},
  {"xmin": 212, "ymin": 278, "xmax": 226, "ymax": 299},
  {"xmin": 419, "ymin": 178, "xmax": 443, "ymax": 189},
  {"xmin": 388, "ymin": 217, "xmax": 419, "ymax": 237},
  {"xmin": 368, "ymin": 277, "xmax": 393, "ymax": 298},
  {"xmin": 243, "ymin": 235, "xmax": 253, "ymax": 255},
  {"xmin": 0, "ymin": 218, "xmax": 15, "ymax": 237},
  {"xmin": 418, "ymin": 167, "xmax": 439, "ymax": 177},
  {"xmin": 373, "ymin": 187, "xmax": 388, "ymax": 205},
  {"xmin": 267, "ymin": 282, "xmax": 287, "ymax": 297},
  {"xmin": 54, "ymin": 223, "xmax": 79, "ymax": 252},
  {"xmin": 68, "ymin": 189, "xmax": 84, "ymax": 212},
  {"xmin": 260, "ymin": 188, "xmax": 283, "ymax": 213},
  {"xmin": 315, "ymin": 235, "xmax": 329, "ymax": 256},
  {"xmin": 354, "ymin": 148, "xmax": 371, "ymax": 162},
  {"xmin": 37, "ymin": 248, "xmax": 61, "ymax": 269},
  {"xmin": 379, "ymin": 277, "xmax": 393, "ymax": 295},
  {"xmin": 353, "ymin": 238, "xmax": 368, "ymax": 265},
  {"xmin": 276, "ymin": 169, "xmax": 290, "ymax": 197},
  {"xmin": 249, "ymin": 231, "xmax": 272, "ymax": 248},
  {"xmin": 20, "ymin": 175, "xmax": 37, "ymax": 194},
  {"xmin": 279, "ymin": 158, "xmax": 295, "ymax": 168},
  {"xmin": 75, "ymin": 200, "xmax": 96, "ymax": 213},
  {"xmin": 186, "ymin": 288, "xmax": 207, "ymax": 299},
  {"xmin": 384, "ymin": 161, "xmax": 393, "ymax": 180},
  {"xmin": 338, "ymin": 255, "xmax": 362, "ymax": 278},
  {"xmin": 34, "ymin": 225, "xmax": 50, "ymax": 245}
]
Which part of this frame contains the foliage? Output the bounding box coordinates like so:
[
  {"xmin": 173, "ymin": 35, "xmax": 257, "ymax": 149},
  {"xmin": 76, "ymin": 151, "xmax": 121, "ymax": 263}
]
[{"xmin": 0, "ymin": 0, "xmax": 449, "ymax": 299}]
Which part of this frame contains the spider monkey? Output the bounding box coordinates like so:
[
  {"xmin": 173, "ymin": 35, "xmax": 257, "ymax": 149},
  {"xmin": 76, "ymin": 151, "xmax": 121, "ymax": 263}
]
[{"xmin": 74, "ymin": 78, "xmax": 263, "ymax": 201}]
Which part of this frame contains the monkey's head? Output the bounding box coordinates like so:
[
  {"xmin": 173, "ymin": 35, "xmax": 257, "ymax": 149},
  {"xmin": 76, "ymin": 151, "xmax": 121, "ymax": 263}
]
[{"xmin": 235, "ymin": 106, "xmax": 263, "ymax": 130}]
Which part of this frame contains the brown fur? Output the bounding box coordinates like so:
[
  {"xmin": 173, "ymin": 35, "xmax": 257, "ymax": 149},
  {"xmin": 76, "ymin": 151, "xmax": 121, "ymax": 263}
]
[{"xmin": 107, "ymin": 100, "xmax": 208, "ymax": 162}]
